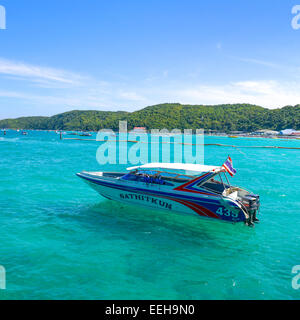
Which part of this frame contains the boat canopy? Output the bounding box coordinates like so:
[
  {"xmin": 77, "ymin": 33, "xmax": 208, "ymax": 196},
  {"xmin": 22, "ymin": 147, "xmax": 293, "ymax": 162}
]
[{"xmin": 127, "ymin": 163, "xmax": 222, "ymax": 175}]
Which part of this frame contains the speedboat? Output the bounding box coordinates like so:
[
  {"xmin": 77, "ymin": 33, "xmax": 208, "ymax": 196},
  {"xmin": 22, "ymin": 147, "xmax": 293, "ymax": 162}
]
[{"xmin": 77, "ymin": 162, "xmax": 260, "ymax": 226}]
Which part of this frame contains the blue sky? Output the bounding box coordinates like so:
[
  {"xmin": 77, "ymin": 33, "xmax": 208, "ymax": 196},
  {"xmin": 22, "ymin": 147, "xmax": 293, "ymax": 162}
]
[{"xmin": 1, "ymin": 0, "xmax": 300, "ymax": 118}]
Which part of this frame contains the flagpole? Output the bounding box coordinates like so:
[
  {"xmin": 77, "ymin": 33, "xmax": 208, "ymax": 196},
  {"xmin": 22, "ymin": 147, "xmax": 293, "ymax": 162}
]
[
  {"xmin": 222, "ymin": 155, "xmax": 232, "ymax": 190},
  {"xmin": 224, "ymin": 172, "xmax": 231, "ymax": 190}
]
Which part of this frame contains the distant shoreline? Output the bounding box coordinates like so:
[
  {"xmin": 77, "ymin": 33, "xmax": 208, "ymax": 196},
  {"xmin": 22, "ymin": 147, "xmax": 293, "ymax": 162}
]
[
  {"xmin": 0, "ymin": 104, "xmax": 299, "ymax": 135},
  {"xmin": 1, "ymin": 128, "xmax": 300, "ymax": 141}
]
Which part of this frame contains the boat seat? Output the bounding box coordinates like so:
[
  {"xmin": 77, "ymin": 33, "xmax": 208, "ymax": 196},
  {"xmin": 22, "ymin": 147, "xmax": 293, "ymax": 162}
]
[{"xmin": 227, "ymin": 191, "xmax": 238, "ymax": 200}]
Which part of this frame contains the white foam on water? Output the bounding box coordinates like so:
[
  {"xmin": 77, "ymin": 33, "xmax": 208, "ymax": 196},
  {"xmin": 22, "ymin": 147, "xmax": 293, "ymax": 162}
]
[{"xmin": 0, "ymin": 137, "xmax": 20, "ymax": 142}]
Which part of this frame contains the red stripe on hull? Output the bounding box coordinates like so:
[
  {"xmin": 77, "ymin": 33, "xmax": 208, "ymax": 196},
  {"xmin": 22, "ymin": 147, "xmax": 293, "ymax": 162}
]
[
  {"xmin": 173, "ymin": 172, "xmax": 217, "ymax": 197},
  {"xmin": 180, "ymin": 199, "xmax": 221, "ymax": 219},
  {"xmin": 163, "ymin": 196, "xmax": 221, "ymax": 220},
  {"xmin": 174, "ymin": 173, "xmax": 210, "ymax": 191},
  {"xmin": 172, "ymin": 198, "xmax": 208, "ymax": 218}
]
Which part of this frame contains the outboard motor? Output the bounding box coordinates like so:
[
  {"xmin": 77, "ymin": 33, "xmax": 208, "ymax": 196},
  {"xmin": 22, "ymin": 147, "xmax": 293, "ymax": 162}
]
[{"xmin": 240, "ymin": 194, "xmax": 260, "ymax": 226}]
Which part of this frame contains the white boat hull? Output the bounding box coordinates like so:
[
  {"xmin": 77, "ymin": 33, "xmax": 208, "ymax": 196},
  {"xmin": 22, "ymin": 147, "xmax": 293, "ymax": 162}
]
[{"xmin": 85, "ymin": 180, "xmax": 200, "ymax": 217}]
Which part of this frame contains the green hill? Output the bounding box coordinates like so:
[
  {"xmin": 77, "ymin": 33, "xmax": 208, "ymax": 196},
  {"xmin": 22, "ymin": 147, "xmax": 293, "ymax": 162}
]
[{"xmin": 0, "ymin": 103, "xmax": 299, "ymax": 132}]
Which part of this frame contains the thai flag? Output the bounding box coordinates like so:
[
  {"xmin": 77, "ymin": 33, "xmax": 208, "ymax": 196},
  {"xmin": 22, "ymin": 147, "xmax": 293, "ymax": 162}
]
[{"xmin": 222, "ymin": 156, "xmax": 237, "ymax": 177}]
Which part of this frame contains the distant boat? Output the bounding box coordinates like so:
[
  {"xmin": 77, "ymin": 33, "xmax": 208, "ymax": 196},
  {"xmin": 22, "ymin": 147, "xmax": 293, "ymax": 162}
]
[
  {"xmin": 132, "ymin": 127, "xmax": 147, "ymax": 134},
  {"xmin": 21, "ymin": 131, "xmax": 28, "ymax": 135},
  {"xmin": 79, "ymin": 132, "xmax": 92, "ymax": 137}
]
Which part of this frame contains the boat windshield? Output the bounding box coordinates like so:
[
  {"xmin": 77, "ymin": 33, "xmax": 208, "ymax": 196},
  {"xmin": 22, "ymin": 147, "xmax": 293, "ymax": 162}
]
[{"xmin": 199, "ymin": 172, "xmax": 231, "ymax": 194}]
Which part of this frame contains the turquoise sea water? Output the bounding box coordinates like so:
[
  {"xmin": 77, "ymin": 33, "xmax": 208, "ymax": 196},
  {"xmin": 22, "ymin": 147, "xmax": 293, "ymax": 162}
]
[{"xmin": 0, "ymin": 130, "xmax": 300, "ymax": 300}]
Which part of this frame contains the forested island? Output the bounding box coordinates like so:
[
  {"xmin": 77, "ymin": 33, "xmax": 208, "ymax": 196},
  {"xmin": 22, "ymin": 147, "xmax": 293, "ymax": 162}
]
[{"xmin": 0, "ymin": 103, "xmax": 299, "ymax": 132}]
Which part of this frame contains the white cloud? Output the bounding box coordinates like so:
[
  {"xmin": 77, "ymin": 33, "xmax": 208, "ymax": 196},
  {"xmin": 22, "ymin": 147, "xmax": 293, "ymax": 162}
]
[
  {"xmin": 236, "ymin": 57, "xmax": 280, "ymax": 69},
  {"xmin": 0, "ymin": 90, "xmax": 110, "ymax": 109},
  {"xmin": 1, "ymin": 56, "xmax": 300, "ymax": 116},
  {"xmin": 0, "ymin": 58, "xmax": 148, "ymax": 112},
  {"xmin": 172, "ymin": 80, "xmax": 300, "ymax": 108},
  {"xmin": 0, "ymin": 86, "xmax": 145, "ymax": 113},
  {"xmin": 1, "ymin": 79, "xmax": 300, "ymax": 114},
  {"xmin": 0, "ymin": 58, "xmax": 85, "ymax": 86},
  {"xmin": 0, "ymin": 90, "xmax": 24, "ymax": 98},
  {"xmin": 233, "ymin": 80, "xmax": 277, "ymax": 95},
  {"xmin": 118, "ymin": 91, "xmax": 145, "ymax": 101}
]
